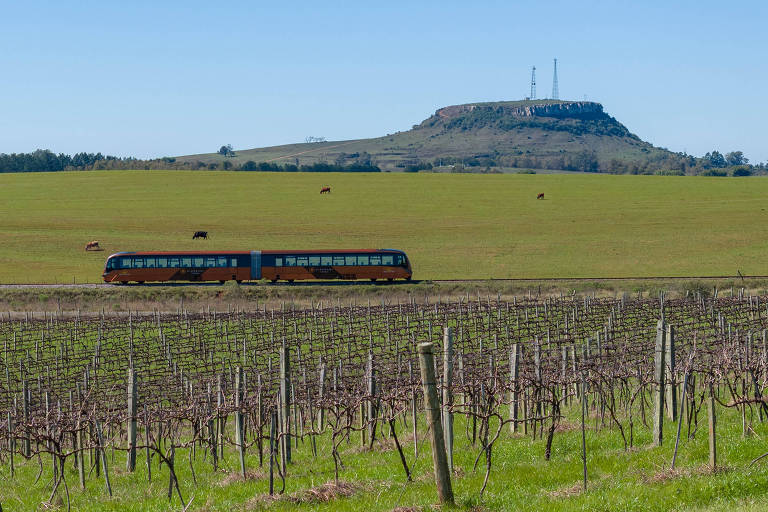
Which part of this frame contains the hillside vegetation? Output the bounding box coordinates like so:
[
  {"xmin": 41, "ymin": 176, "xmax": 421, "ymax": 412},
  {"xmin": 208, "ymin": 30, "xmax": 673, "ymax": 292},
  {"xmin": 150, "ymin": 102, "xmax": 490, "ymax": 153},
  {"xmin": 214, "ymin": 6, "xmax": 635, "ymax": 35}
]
[
  {"xmin": 171, "ymin": 100, "xmax": 747, "ymax": 174},
  {"xmin": 1, "ymin": 171, "xmax": 768, "ymax": 283}
]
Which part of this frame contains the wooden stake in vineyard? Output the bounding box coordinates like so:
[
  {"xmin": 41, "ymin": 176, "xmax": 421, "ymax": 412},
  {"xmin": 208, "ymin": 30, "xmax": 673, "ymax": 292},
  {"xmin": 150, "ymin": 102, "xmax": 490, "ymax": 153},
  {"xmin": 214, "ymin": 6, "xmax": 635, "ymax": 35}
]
[{"xmin": 417, "ymin": 342, "xmax": 454, "ymax": 505}]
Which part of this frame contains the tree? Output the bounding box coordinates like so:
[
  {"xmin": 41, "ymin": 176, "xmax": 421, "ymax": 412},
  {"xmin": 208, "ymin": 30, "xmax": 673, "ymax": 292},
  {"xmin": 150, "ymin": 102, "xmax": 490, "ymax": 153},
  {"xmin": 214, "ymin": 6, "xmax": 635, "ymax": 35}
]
[
  {"xmin": 725, "ymin": 151, "xmax": 748, "ymax": 166},
  {"xmin": 218, "ymin": 144, "xmax": 234, "ymax": 157},
  {"xmin": 704, "ymin": 151, "xmax": 726, "ymax": 168}
]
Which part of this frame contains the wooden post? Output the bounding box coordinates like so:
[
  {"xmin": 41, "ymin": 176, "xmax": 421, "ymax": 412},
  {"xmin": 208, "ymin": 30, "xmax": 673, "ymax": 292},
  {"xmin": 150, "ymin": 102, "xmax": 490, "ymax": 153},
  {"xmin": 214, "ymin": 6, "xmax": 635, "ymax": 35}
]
[
  {"xmin": 653, "ymin": 320, "xmax": 666, "ymax": 446},
  {"xmin": 318, "ymin": 363, "xmax": 326, "ymax": 432},
  {"xmin": 367, "ymin": 351, "xmax": 376, "ymax": 445},
  {"xmin": 580, "ymin": 373, "xmax": 588, "ymax": 491},
  {"xmin": 269, "ymin": 409, "xmax": 276, "ymax": 495},
  {"xmin": 7, "ymin": 411, "xmax": 14, "ymax": 478},
  {"xmin": 442, "ymin": 327, "xmax": 454, "ymax": 473},
  {"xmin": 410, "ymin": 360, "xmax": 418, "ymax": 459},
  {"xmin": 665, "ymin": 324, "xmax": 676, "ymax": 421},
  {"xmin": 95, "ymin": 420, "xmax": 112, "ymax": 497},
  {"xmin": 126, "ymin": 368, "xmax": 137, "ymax": 472},
  {"xmin": 280, "ymin": 343, "xmax": 291, "ymax": 464},
  {"xmin": 708, "ymin": 382, "xmax": 717, "ymax": 470},
  {"xmin": 510, "ymin": 343, "xmax": 520, "ymax": 434},
  {"xmin": 235, "ymin": 366, "xmax": 246, "ymax": 478},
  {"xmin": 22, "ymin": 380, "xmax": 30, "ymax": 457},
  {"xmin": 417, "ymin": 342, "xmax": 454, "ymax": 505}
]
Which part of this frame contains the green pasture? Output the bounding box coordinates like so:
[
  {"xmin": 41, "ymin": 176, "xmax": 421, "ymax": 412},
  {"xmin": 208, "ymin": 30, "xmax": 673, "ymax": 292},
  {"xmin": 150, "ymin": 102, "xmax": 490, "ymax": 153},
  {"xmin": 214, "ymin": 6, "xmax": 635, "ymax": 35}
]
[
  {"xmin": 1, "ymin": 171, "xmax": 767, "ymax": 283},
  {"xmin": 3, "ymin": 403, "xmax": 768, "ymax": 511}
]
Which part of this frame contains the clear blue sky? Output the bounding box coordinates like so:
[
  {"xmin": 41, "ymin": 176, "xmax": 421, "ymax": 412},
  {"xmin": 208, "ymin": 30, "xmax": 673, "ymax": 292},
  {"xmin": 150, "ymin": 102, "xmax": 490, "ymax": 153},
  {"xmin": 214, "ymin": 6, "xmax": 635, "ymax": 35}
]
[{"xmin": 1, "ymin": 1, "xmax": 766, "ymax": 163}]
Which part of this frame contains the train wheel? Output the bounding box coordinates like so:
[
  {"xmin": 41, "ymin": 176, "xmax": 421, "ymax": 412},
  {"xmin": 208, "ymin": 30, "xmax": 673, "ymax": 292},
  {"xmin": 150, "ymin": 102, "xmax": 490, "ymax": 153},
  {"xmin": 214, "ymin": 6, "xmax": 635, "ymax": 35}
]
[
  {"xmin": 219, "ymin": 280, "xmax": 225, "ymax": 284},
  {"xmin": 370, "ymin": 278, "xmax": 377, "ymax": 282},
  {"xmin": 271, "ymin": 279, "xmax": 278, "ymax": 283},
  {"xmin": 387, "ymin": 278, "xmax": 394, "ymax": 282},
  {"xmin": 137, "ymin": 281, "xmax": 144, "ymax": 284},
  {"xmin": 288, "ymin": 279, "xmax": 294, "ymax": 283},
  {"xmin": 236, "ymin": 280, "xmax": 242, "ymax": 284},
  {"xmin": 120, "ymin": 281, "xmax": 129, "ymax": 285}
]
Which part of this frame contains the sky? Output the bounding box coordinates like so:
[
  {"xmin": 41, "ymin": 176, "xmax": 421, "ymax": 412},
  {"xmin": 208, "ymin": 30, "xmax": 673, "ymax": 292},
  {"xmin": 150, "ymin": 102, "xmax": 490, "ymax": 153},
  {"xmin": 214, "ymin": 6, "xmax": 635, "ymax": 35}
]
[{"xmin": 1, "ymin": 1, "xmax": 766, "ymax": 163}]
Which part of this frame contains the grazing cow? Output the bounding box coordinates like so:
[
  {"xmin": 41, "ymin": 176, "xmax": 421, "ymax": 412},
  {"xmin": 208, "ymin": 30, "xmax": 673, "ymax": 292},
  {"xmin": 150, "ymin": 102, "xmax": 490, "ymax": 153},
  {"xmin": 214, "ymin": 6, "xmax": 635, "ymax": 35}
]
[
  {"xmin": 84, "ymin": 240, "xmax": 100, "ymax": 251},
  {"xmin": 537, "ymin": 193, "xmax": 545, "ymax": 200},
  {"xmin": 320, "ymin": 186, "xmax": 331, "ymax": 194},
  {"xmin": 193, "ymin": 231, "xmax": 208, "ymax": 240}
]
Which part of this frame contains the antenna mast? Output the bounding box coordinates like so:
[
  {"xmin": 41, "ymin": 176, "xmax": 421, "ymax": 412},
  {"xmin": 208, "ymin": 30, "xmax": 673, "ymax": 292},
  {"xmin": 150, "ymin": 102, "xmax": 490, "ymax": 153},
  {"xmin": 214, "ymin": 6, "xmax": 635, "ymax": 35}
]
[
  {"xmin": 530, "ymin": 66, "xmax": 536, "ymax": 100},
  {"xmin": 552, "ymin": 58, "xmax": 559, "ymax": 100}
]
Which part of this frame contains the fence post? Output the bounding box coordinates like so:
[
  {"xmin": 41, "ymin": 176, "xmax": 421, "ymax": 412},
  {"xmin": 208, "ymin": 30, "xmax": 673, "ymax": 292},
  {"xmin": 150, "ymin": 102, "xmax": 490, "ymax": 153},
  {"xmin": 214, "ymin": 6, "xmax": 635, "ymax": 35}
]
[
  {"xmin": 708, "ymin": 382, "xmax": 717, "ymax": 469},
  {"xmin": 235, "ymin": 366, "xmax": 246, "ymax": 478},
  {"xmin": 126, "ymin": 368, "xmax": 137, "ymax": 472},
  {"xmin": 666, "ymin": 324, "xmax": 676, "ymax": 421},
  {"xmin": 653, "ymin": 320, "xmax": 666, "ymax": 446},
  {"xmin": 510, "ymin": 343, "xmax": 520, "ymax": 434},
  {"xmin": 417, "ymin": 342, "xmax": 454, "ymax": 505},
  {"xmin": 280, "ymin": 342, "xmax": 291, "ymax": 464},
  {"xmin": 442, "ymin": 327, "xmax": 454, "ymax": 473}
]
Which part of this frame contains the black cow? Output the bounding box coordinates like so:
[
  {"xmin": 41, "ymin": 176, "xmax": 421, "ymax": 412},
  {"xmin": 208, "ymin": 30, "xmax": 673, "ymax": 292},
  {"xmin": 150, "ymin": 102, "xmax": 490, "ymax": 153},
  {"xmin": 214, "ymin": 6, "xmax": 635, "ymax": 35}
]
[{"xmin": 193, "ymin": 231, "xmax": 208, "ymax": 239}]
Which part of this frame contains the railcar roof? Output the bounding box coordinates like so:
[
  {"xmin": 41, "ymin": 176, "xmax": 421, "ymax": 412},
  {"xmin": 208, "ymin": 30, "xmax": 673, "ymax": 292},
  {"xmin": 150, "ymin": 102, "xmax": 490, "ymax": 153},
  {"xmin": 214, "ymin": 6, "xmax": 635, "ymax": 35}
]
[{"xmin": 106, "ymin": 249, "xmax": 406, "ymax": 258}]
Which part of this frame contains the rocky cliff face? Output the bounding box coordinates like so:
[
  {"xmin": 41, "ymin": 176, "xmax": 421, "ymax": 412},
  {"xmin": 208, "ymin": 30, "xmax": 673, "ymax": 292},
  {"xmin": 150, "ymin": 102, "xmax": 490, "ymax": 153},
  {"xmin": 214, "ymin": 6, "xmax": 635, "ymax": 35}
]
[
  {"xmin": 434, "ymin": 101, "xmax": 604, "ymax": 120},
  {"xmin": 418, "ymin": 100, "xmax": 633, "ymax": 139}
]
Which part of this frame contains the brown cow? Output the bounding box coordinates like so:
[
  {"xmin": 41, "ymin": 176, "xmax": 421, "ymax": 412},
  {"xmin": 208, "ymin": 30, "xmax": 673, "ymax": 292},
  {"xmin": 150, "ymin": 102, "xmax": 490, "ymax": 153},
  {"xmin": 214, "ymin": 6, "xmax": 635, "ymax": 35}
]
[
  {"xmin": 85, "ymin": 240, "xmax": 100, "ymax": 251},
  {"xmin": 537, "ymin": 193, "xmax": 545, "ymax": 200},
  {"xmin": 320, "ymin": 186, "xmax": 331, "ymax": 194}
]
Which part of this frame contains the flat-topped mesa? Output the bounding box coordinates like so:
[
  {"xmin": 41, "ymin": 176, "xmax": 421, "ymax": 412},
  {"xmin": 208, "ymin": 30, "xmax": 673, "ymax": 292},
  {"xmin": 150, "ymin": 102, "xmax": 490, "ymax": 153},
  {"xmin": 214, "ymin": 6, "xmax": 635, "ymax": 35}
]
[{"xmin": 434, "ymin": 101, "xmax": 604, "ymax": 120}]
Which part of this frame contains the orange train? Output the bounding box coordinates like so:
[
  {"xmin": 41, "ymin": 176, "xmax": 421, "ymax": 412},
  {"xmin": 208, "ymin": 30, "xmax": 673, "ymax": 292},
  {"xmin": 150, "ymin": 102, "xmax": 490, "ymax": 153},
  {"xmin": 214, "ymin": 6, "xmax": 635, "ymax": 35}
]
[{"xmin": 102, "ymin": 249, "xmax": 412, "ymax": 284}]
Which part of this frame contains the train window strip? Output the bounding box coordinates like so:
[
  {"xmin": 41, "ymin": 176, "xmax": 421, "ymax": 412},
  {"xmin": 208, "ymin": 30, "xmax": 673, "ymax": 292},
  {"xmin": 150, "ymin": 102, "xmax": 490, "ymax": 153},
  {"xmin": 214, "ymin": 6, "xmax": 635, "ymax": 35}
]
[
  {"xmin": 110, "ymin": 255, "xmax": 248, "ymax": 270},
  {"xmin": 266, "ymin": 252, "xmax": 404, "ymax": 267}
]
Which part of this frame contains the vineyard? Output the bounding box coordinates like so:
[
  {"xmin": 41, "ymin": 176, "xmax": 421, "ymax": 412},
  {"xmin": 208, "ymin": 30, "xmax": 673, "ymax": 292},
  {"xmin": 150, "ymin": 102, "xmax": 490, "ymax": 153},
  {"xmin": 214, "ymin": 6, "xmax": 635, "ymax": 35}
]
[{"xmin": 2, "ymin": 290, "xmax": 768, "ymax": 510}]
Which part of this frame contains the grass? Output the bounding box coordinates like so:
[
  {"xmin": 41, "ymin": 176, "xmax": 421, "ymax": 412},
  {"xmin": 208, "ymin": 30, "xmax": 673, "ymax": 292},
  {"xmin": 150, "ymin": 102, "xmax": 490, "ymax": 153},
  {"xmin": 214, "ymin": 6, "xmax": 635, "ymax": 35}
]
[
  {"xmin": 3, "ymin": 401, "xmax": 768, "ymax": 511},
  {"xmin": 1, "ymin": 171, "xmax": 768, "ymax": 284}
]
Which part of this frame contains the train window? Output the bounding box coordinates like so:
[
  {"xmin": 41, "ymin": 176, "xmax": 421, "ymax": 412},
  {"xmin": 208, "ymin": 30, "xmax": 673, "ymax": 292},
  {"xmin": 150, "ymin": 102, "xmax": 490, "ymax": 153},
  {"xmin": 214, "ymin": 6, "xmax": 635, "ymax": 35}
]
[
  {"xmin": 169, "ymin": 258, "xmax": 179, "ymax": 268},
  {"xmin": 321, "ymin": 256, "xmax": 332, "ymax": 266},
  {"xmin": 382, "ymin": 255, "xmax": 394, "ymax": 265},
  {"xmin": 181, "ymin": 257, "xmax": 192, "ymax": 268},
  {"xmin": 357, "ymin": 255, "xmax": 369, "ymax": 265},
  {"xmin": 231, "ymin": 258, "xmax": 238, "ymax": 267},
  {"xmin": 370, "ymin": 254, "xmax": 381, "ymax": 265},
  {"xmin": 193, "ymin": 257, "xmax": 203, "ymax": 267},
  {"xmin": 297, "ymin": 256, "xmax": 308, "ymax": 266},
  {"xmin": 120, "ymin": 257, "xmax": 132, "ymax": 268},
  {"xmin": 333, "ymin": 255, "xmax": 345, "ymax": 265},
  {"xmin": 157, "ymin": 258, "xmax": 167, "ymax": 267},
  {"xmin": 275, "ymin": 257, "xmax": 283, "ymax": 266},
  {"xmin": 396, "ymin": 255, "xmax": 405, "ymax": 265},
  {"xmin": 134, "ymin": 258, "xmax": 144, "ymax": 268},
  {"xmin": 285, "ymin": 256, "xmax": 296, "ymax": 266},
  {"xmin": 206, "ymin": 257, "xmax": 216, "ymax": 267},
  {"xmin": 145, "ymin": 257, "xmax": 156, "ymax": 268},
  {"xmin": 345, "ymin": 255, "xmax": 357, "ymax": 266},
  {"xmin": 308, "ymin": 256, "xmax": 320, "ymax": 266},
  {"xmin": 217, "ymin": 256, "xmax": 227, "ymax": 267}
]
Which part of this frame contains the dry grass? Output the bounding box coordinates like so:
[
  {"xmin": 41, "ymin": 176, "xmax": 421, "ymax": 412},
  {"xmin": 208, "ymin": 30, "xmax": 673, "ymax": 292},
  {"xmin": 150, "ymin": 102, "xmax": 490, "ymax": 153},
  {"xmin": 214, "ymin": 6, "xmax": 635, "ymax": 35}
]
[
  {"xmin": 219, "ymin": 468, "xmax": 266, "ymax": 487},
  {"xmin": 547, "ymin": 482, "xmax": 584, "ymax": 499},
  {"xmin": 288, "ymin": 481, "xmax": 361, "ymax": 504}
]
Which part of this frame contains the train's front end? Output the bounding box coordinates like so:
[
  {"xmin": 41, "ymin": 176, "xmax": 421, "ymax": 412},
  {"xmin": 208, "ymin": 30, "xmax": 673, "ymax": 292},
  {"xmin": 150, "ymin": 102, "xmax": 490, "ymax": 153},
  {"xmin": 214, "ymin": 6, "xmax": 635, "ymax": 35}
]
[{"xmin": 102, "ymin": 252, "xmax": 128, "ymax": 283}]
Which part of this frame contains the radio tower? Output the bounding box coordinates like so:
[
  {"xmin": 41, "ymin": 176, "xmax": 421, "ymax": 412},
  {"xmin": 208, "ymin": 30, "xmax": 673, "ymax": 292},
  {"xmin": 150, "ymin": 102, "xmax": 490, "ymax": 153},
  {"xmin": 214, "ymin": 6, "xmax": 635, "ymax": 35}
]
[
  {"xmin": 551, "ymin": 58, "xmax": 559, "ymax": 100},
  {"xmin": 530, "ymin": 66, "xmax": 536, "ymax": 100}
]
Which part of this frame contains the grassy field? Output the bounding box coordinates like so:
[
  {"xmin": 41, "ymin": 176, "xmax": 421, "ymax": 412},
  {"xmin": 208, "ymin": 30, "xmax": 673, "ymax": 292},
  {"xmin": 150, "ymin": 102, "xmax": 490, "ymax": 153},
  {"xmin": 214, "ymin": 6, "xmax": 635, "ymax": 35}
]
[
  {"xmin": 3, "ymin": 403, "xmax": 768, "ymax": 511},
  {"xmin": 1, "ymin": 171, "xmax": 768, "ymax": 284}
]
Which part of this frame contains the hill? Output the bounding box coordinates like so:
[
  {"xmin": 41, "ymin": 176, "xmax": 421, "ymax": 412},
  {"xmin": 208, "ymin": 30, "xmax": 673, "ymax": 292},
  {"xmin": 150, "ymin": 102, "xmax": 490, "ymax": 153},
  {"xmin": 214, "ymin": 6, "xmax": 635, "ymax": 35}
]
[{"xmin": 175, "ymin": 100, "xmax": 686, "ymax": 173}]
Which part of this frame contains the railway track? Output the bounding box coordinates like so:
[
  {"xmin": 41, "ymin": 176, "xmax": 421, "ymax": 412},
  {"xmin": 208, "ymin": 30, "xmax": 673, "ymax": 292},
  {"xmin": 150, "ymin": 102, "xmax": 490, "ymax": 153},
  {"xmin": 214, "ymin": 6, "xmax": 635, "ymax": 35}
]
[{"xmin": 0, "ymin": 274, "xmax": 763, "ymax": 289}]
